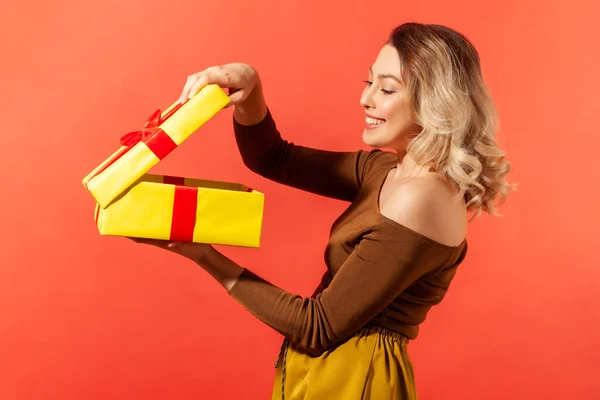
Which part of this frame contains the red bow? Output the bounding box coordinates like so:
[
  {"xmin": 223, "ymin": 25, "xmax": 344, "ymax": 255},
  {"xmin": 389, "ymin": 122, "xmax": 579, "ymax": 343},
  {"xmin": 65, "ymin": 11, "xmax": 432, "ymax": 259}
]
[
  {"xmin": 119, "ymin": 109, "xmax": 162, "ymax": 146},
  {"xmin": 90, "ymin": 103, "xmax": 183, "ymax": 182}
]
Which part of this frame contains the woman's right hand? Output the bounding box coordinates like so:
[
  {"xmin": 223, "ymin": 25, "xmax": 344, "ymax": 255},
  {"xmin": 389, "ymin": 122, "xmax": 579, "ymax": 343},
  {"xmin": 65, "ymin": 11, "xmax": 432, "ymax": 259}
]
[{"xmin": 179, "ymin": 63, "xmax": 259, "ymax": 106}]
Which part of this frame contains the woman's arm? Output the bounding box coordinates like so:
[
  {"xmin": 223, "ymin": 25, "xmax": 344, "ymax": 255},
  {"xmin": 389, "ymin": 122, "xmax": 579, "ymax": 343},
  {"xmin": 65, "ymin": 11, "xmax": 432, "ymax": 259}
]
[
  {"xmin": 232, "ymin": 74, "xmax": 377, "ymax": 202},
  {"xmin": 188, "ymin": 186, "xmax": 465, "ymax": 355},
  {"xmin": 181, "ymin": 64, "xmax": 377, "ymax": 202},
  {"xmin": 231, "ymin": 74, "xmax": 268, "ymax": 126}
]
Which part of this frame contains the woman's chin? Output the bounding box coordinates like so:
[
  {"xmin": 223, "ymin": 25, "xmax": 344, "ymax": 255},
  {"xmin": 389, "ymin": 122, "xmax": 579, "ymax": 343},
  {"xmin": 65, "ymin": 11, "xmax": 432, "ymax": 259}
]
[{"xmin": 362, "ymin": 129, "xmax": 385, "ymax": 148}]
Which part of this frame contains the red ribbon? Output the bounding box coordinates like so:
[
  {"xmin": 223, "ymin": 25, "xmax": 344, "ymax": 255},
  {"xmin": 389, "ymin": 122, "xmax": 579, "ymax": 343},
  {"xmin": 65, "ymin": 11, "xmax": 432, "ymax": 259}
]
[
  {"xmin": 162, "ymin": 176, "xmax": 257, "ymax": 242},
  {"xmin": 90, "ymin": 103, "xmax": 184, "ymax": 180},
  {"xmin": 169, "ymin": 182, "xmax": 198, "ymax": 242}
]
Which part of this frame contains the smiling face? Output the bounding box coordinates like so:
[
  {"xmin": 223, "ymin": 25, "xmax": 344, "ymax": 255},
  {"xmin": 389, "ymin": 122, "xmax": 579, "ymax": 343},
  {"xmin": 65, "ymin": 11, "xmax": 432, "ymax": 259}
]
[{"xmin": 360, "ymin": 44, "xmax": 420, "ymax": 151}]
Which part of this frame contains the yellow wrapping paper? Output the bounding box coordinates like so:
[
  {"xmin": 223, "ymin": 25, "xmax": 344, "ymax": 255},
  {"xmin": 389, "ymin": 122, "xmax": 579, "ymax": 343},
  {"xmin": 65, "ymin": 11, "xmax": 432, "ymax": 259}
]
[
  {"xmin": 94, "ymin": 174, "xmax": 265, "ymax": 247},
  {"xmin": 83, "ymin": 84, "xmax": 231, "ymax": 208}
]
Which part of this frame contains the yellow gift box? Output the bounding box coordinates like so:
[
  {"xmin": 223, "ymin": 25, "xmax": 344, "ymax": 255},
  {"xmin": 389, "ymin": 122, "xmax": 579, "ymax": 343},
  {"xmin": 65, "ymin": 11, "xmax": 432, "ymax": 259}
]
[
  {"xmin": 84, "ymin": 84, "xmax": 265, "ymax": 247},
  {"xmin": 94, "ymin": 175, "xmax": 265, "ymax": 247},
  {"xmin": 83, "ymin": 84, "xmax": 231, "ymax": 209}
]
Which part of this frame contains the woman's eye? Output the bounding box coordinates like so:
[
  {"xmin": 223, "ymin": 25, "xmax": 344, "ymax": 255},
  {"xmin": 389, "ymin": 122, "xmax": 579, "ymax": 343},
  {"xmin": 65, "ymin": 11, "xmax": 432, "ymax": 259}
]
[{"xmin": 364, "ymin": 80, "xmax": 394, "ymax": 95}]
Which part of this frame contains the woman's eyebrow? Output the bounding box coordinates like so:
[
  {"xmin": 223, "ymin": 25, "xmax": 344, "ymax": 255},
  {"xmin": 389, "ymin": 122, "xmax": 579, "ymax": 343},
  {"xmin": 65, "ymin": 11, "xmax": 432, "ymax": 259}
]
[{"xmin": 369, "ymin": 66, "xmax": 402, "ymax": 83}]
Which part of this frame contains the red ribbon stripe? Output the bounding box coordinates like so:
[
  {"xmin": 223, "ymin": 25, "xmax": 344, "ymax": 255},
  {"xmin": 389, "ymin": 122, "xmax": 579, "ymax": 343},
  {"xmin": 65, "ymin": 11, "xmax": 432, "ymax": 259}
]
[{"xmin": 169, "ymin": 185, "xmax": 198, "ymax": 242}]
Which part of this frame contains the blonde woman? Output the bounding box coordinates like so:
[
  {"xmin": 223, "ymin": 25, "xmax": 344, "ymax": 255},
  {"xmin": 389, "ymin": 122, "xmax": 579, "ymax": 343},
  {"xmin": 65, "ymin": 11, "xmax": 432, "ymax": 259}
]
[{"xmin": 132, "ymin": 22, "xmax": 513, "ymax": 399}]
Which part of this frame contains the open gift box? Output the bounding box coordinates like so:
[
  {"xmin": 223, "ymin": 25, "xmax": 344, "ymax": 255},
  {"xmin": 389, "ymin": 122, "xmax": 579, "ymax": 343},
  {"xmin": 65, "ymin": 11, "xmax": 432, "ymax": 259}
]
[
  {"xmin": 83, "ymin": 84, "xmax": 265, "ymax": 248},
  {"xmin": 94, "ymin": 174, "xmax": 264, "ymax": 247}
]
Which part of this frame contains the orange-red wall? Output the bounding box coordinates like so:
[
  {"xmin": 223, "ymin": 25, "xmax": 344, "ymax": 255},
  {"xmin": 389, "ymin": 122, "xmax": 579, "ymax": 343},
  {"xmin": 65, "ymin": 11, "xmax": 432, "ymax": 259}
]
[{"xmin": 1, "ymin": 1, "xmax": 598, "ymax": 399}]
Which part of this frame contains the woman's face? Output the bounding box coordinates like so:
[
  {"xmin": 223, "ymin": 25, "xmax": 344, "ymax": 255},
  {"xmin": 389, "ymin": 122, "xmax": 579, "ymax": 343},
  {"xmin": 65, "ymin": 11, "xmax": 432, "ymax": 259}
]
[{"xmin": 360, "ymin": 44, "xmax": 420, "ymax": 150}]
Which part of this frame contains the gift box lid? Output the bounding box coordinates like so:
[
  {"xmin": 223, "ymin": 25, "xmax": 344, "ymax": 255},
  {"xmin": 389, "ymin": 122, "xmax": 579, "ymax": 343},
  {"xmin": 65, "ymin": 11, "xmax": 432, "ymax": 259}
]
[{"xmin": 83, "ymin": 84, "xmax": 231, "ymax": 208}]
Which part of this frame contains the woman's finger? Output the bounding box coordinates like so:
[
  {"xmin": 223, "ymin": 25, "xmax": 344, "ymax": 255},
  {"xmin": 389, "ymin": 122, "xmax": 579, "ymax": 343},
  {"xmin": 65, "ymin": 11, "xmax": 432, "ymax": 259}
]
[
  {"xmin": 179, "ymin": 74, "xmax": 198, "ymax": 103},
  {"xmin": 179, "ymin": 63, "xmax": 254, "ymax": 104},
  {"xmin": 189, "ymin": 66, "xmax": 237, "ymax": 99},
  {"xmin": 227, "ymin": 87, "xmax": 248, "ymax": 105},
  {"xmin": 186, "ymin": 74, "xmax": 209, "ymax": 100},
  {"xmin": 128, "ymin": 237, "xmax": 167, "ymax": 247}
]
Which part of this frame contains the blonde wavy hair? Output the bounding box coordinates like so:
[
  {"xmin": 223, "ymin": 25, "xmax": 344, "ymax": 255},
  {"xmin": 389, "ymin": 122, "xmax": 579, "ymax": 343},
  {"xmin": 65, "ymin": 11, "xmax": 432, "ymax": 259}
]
[{"xmin": 388, "ymin": 23, "xmax": 514, "ymax": 219}]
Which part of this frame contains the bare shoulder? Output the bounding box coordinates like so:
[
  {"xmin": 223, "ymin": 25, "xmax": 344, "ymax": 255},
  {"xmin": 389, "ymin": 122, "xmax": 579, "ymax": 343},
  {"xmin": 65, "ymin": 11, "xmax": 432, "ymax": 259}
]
[{"xmin": 379, "ymin": 174, "xmax": 467, "ymax": 247}]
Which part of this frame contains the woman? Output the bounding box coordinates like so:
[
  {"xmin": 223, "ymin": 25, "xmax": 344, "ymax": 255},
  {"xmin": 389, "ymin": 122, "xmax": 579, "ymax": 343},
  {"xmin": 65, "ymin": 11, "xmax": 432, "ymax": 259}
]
[{"xmin": 132, "ymin": 22, "xmax": 513, "ymax": 399}]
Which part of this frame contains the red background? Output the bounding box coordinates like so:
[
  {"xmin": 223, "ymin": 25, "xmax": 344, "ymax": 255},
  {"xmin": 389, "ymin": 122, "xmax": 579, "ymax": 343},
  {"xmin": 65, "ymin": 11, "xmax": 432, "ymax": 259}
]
[{"xmin": 1, "ymin": 0, "xmax": 598, "ymax": 399}]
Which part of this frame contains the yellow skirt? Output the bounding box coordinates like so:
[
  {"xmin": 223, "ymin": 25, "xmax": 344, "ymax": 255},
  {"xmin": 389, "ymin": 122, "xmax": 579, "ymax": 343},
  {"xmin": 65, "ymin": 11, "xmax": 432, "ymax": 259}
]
[{"xmin": 271, "ymin": 325, "xmax": 417, "ymax": 400}]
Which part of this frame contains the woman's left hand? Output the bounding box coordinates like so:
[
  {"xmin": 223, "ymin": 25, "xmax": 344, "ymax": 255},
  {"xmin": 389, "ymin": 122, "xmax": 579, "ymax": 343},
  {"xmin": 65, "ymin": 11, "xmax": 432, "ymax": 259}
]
[
  {"xmin": 129, "ymin": 237, "xmax": 212, "ymax": 263},
  {"xmin": 129, "ymin": 238, "xmax": 244, "ymax": 292}
]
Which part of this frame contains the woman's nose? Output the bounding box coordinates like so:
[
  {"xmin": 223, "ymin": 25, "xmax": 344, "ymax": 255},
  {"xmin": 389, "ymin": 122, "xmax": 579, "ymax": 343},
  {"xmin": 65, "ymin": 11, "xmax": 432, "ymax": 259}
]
[{"xmin": 360, "ymin": 88, "xmax": 375, "ymax": 109}]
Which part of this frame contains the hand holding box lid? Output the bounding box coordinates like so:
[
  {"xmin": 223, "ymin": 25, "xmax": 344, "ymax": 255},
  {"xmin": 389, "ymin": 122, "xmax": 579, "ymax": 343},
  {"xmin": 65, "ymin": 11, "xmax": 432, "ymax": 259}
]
[{"xmin": 82, "ymin": 84, "xmax": 231, "ymax": 208}]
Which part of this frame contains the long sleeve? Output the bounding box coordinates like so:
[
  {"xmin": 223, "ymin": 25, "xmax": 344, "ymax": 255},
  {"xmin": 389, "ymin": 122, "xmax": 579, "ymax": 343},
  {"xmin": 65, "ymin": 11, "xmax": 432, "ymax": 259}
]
[
  {"xmin": 227, "ymin": 219, "xmax": 463, "ymax": 356},
  {"xmin": 233, "ymin": 108, "xmax": 375, "ymax": 202}
]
